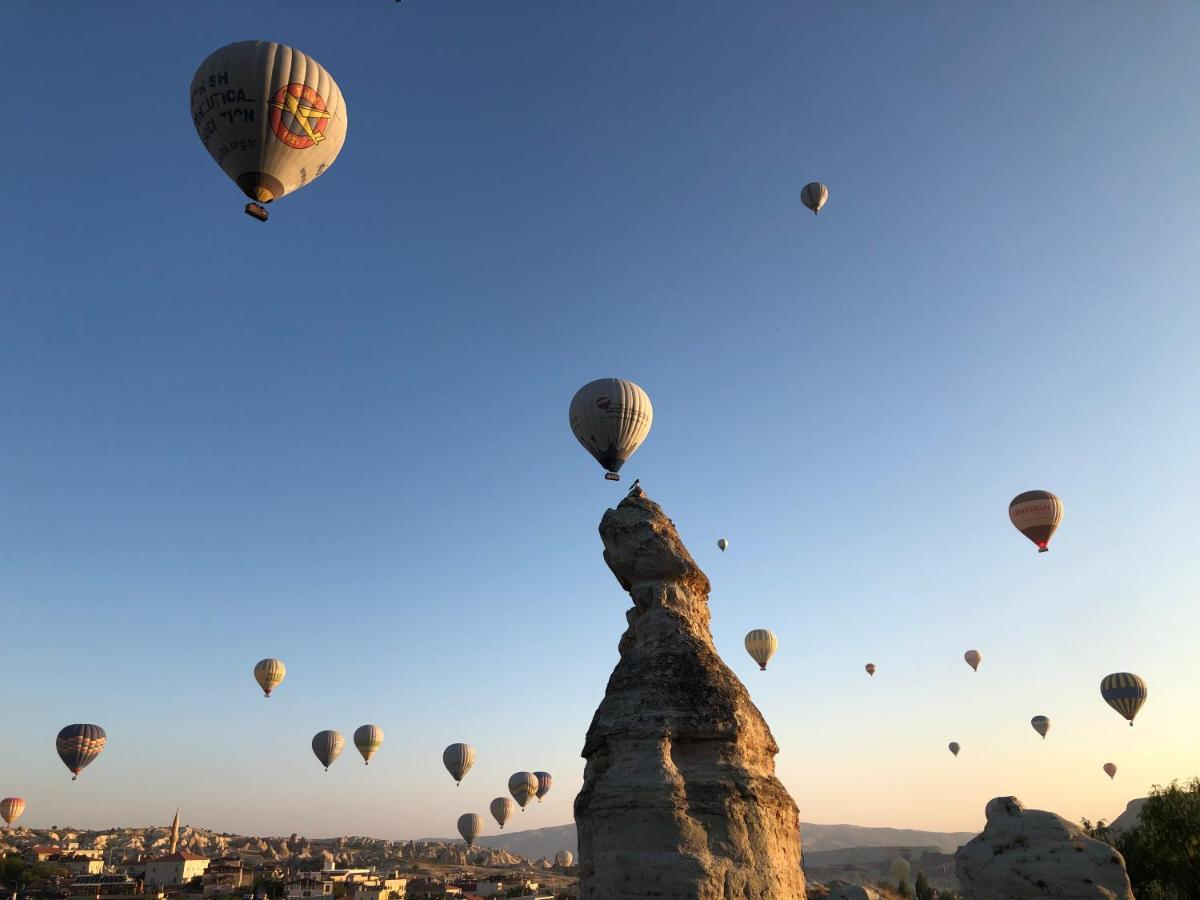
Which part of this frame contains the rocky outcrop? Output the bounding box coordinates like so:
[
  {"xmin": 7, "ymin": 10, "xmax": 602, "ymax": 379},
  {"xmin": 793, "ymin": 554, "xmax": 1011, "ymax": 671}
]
[
  {"xmin": 574, "ymin": 487, "xmax": 805, "ymax": 899},
  {"xmin": 824, "ymin": 883, "xmax": 879, "ymax": 900},
  {"xmin": 1107, "ymin": 798, "xmax": 1146, "ymax": 835},
  {"xmin": 955, "ymin": 797, "xmax": 1133, "ymax": 899}
]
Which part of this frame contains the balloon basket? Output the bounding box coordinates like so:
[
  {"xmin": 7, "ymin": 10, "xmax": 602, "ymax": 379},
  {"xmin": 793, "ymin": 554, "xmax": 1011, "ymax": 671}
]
[
  {"xmin": 244, "ymin": 203, "xmax": 269, "ymax": 222},
  {"xmin": 605, "ymin": 473, "xmax": 620, "ymax": 481}
]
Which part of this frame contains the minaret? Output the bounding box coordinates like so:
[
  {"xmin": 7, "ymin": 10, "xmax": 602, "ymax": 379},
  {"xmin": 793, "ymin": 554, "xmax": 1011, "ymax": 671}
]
[{"xmin": 169, "ymin": 808, "xmax": 180, "ymax": 854}]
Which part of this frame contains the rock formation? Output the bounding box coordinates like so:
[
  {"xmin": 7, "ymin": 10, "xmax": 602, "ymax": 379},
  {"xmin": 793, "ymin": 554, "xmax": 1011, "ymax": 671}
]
[
  {"xmin": 574, "ymin": 487, "xmax": 805, "ymax": 899},
  {"xmin": 823, "ymin": 884, "xmax": 879, "ymax": 900},
  {"xmin": 955, "ymin": 797, "xmax": 1133, "ymax": 899}
]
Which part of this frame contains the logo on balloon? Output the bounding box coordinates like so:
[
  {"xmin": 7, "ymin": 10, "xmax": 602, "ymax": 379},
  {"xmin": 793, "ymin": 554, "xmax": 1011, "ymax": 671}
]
[
  {"xmin": 269, "ymin": 84, "xmax": 332, "ymax": 149},
  {"xmin": 595, "ymin": 397, "xmax": 611, "ymax": 410}
]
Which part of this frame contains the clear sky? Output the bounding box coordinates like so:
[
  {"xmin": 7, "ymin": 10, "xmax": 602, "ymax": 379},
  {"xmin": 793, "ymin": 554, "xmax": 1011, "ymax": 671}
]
[{"xmin": 3, "ymin": 0, "xmax": 1199, "ymax": 842}]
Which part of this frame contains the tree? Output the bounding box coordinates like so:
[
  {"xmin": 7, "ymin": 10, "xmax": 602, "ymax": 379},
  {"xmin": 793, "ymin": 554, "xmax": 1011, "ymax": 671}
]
[
  {"xmin": 914, "ymin": 871, "xmax": 934, "ymax": 900},
  {"xmin": 1113, "ymin": 778, "xmax": 1200, "ymax": 900}
]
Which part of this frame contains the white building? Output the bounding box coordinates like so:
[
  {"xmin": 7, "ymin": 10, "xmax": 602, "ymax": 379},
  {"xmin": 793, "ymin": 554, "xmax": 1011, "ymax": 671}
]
[
  {"xmin": 144, "ymin": 851, "xmax": 210, "ymax": 886},
  {"xmin": 285, "ymin": 878, "xmax": 332, "ymax": 900}
]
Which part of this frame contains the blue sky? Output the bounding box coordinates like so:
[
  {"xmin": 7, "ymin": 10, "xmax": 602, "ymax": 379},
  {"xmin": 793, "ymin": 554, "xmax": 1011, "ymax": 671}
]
[{"xmin": 2, "ymin": 1, "xmax": 1199, "ymax": 839}]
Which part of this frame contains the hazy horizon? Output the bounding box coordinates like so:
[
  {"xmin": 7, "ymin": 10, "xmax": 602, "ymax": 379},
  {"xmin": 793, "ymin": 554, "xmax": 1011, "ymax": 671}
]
[{"xmin": 3, "ymin": 0, "xmax": 1198, "ymax": 840}]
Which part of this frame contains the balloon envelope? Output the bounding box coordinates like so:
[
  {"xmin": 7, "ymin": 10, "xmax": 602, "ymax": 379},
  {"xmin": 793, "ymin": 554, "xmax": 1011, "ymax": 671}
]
[
  {"xmin": 443, "ymin": 743, "xmax": 475, "ymax": 784},
  {"xmin": 457, "ymin": 813, "xmax": 482, "ymax": 846},
  {"xmin": 56, "ymin": 724, "xmax": 106, "ymax": 779},
  {"xmin": 801, "ymin": 181, "xmax": 829, "ymax": 215},
  {"xmin": 190, "ymin": 42, "xmax": 348, "ymax": 211},
  {"xmin": 253, "ymin": 658, "xmax": 286, "ymax": 697},
  {"xmin": 717, "ymin": 538, "xmax": 728, "ymax": 551},
  {"xmin": 490, "ymin": 797, "xmax": 514, "ymax": 829},
  {"xmin": 964, "ymin": 650, "xmax": 982, "ymax": 671},
  {"xmin": 1009, "ymin": 490, "xmax": 1063, "ymax": 552},
  {"xmin": 744, "ymin": 629, "xmax": 778, "ymax": 670},
  {"xmin": 1101, "ymin": 673, "xmax": 1147, "ymax": 725},
  {"xmin": 948, "ymin": 742, "xmax": 960, "ymax": 757},
  {"xmin": 1031, "ymin": 716, "xmax": 1051, "ymax": 738},
  {"xmin": 509, "ymin": 772, "xmax": 539, "ymax": 809},
  {"xmin": 0, "ymin": 798, "xmax": 25, "ymax": 825},
  {"xmin": 1103, "ymin": 762, "xmax": 1117, "ymax": 780},
  {"xmin": 311, "ymin": 730, "xmax": 344, "ymax": 770},
  {"xmin": 353, "ymin": 725, "xmax": 384, "ymax": 764},
  {"xmin": 865, "ymin": 663, "xmax": 876, "ymax": 677},
  {"xmin": 534, "ymin": 771, "xmax": 553, "ymax": 801},
  {"xmin": 555, "ymin": 850, "xmax": 574, "ymax": 868},
  {"xmin": 569, "ymin": 379, "xmax": 653, "ymax": 478}
]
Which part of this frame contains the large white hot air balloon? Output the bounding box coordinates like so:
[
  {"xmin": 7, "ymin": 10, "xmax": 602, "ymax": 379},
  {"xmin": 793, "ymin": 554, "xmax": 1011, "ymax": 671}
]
[
  {"xmin": 555, "ymin": 850, "xmax": 574, "ymax": 868},
  {"xmin": 442, "ymin": 743, "xmax": 475, "ymax": 785},
  {"xmin": 569, "ymin": 379, "xmax": 653, "ymax": 481},
  {"xmin": 744, "ymin": 629, "xmax": 778, "ymax": 671},
  {"xmin": 190, "ymin": 41, "xmax": 348, "ymax": 221}
]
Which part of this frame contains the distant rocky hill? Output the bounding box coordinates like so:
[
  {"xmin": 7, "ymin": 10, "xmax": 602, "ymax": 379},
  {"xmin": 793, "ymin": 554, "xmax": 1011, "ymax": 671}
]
[{"xmin": 1108, "ymin": 797, "xmax": 1147, "ymax": 834}]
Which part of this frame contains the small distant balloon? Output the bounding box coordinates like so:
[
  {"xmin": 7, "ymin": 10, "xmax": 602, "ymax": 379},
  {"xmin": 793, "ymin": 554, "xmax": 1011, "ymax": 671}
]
[
  {"xmin": 0, "ymin": 798, "xmax": 25, "ymax": 826},
  {"xmin": 717, "ymin": 538, "xmax": 728, "ymax": 552},
  {"xmin": 353, "ymin": 725, "xmax": 384, "ymax": 765},
  {"xmin": 1101, "ymin": 673, "xmax": 1147, "ymax": 726},
  {"xmin": 801, "ymin": 181, "xmax": 829, "ymax": 215},
  {"xmin": 568, "ymin": 379, "xmax": 653, "ymax": 481},
  {"xmin": 509, "ymin": 772, "xmax": 539, "ymax": 809},
  {"xmin": 490, "ymin": 797, "xmax": 514, "ymax": 829},
  {"xmin": 457, "ymin": 813, "xmax": 482, "ymax": 847},
  {"xmin": 534, "ymin": 771, "xmax": 553, "ymax": 802},
  {"xmin": 443, "ymin": 743, "xmax": 475, "ymax": 785},
  {"xmin": 56, "ymin": 725, "xmax": 106, "ymax": 780},
  {"xmin": 1009, "ymin": 490, "xmax": 1063, "ymax": 553},
  {"xmin": 253, "ymin": 658, "xmax": 286, "ymax": 698},
  {"xmin": 1103, "ymin": 762, "xmax": 1117, "ymax": 780},
  {"xmin": 744, "ymin": 630, "xmax": 778, "ymax": 671},
  {"xmin": 311, "ymin": 730, "xmax": 344, "ymax": 771},
  {"xmin": 865, "ymin": 663, "xmax": 876, "ymax": 677},
  {"xmin": 964, "ymin": 650, "xmax": 982, "ymax": 672},
  {"xmin": 1031, "ymin": 716, "xmax": 1051, "ymax": 739},
  {"xmin": 948, "ymin": 742, "xmax": 960, "ymax": 757},
  {"xmin": 555, "ymin": 850, "xmax": 574, "ymax": 868}
]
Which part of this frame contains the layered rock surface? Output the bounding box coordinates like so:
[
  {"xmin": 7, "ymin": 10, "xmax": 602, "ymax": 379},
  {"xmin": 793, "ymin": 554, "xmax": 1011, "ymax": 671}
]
[
  {"xmin": 574, "ymin": 487, "xmax": 805, "ymax": 899},
  {"xmin": 955, "ymin": 797, "xmax": 1133, "ymax": 899}
]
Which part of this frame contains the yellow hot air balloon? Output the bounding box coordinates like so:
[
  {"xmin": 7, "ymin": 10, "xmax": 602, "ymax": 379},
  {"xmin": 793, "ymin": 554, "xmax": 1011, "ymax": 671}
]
[
  {"xmin": 253, "ymin": 658, "xmax": 286, "ymax": 698},
  {"xmin": 190, "ymin": 41, "xmax": 348, "ymax": 221},
  {"xmin": 569, "ymin": 379, "xmax": 653, "ymax": 481},
  {"xmin": 509, "ymin": 772, "xmax": 539, "ymax": 809},
  {"xmin": 801, "ymin": 182, "xmax": 829, "ymax": 215},
  {"xmin": 1008, "ymin": 490, "xmax": 1063, "ymax": 553},
  {"xmin": 1103, "ymin": 762, "xmax": 1117, "ymax": 780},
  {"xmin": 964, "ymin": 650, "xmax": 982, "ymax": 672},
  {"xmin": 0, "ymin": 798, "xmax": 25, "ymax": 826},
  {"xmin": 865, "ymin": 663, "xmax": 876, "ymax": 677},
  {"xmin": 948, "ymin": 742, "xmax": 960, "ymax": 757},
  {"xmin": 456, "ymin": 813, "xmax": 482, "ymax": 847},
  {"xmin": 555, "ymin": 850, "xmax": 574, "ymax": 868},
  {"xmin": 353, "ymin": 725, "xmax": 384, "ymax": 765},
  {"xmin": 744, "ymin": 629, "xmax": 777, "ymax": 671},
  {"xmin": 443, "ymin": 743, "xmax": 475, "ymax": 785},
  {"xmin": 1031, "ymin": 716, "xmax": 1051, "ymax": 739},
  {"xmin": 490, "ymin": 797, "xmax": 514, "ymax": 829}
]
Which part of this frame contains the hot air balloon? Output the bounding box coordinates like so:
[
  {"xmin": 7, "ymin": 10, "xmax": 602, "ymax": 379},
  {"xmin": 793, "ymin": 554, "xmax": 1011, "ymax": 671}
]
[
  {"xmin": 0, "ymin": 798, "xmax": 25, "ymax": 826},
  {"xmin": 443, "ymin": 743, "xmax": 475, "ymax": 785},
  {"xmin": 534, "ymin": 771, "xmax": 553, "ymax": 802},
  {"xmin": 1103, "ymin": 762, "xmax": 1117, "ymax": 780},
  {"xmin": 568, "ymin": 379, "xmax": 653, "ymax": 481},
  {"xmin": 1101, "ymin": 673, "xmax": 1147, "ymax": 726},
  {"xmin": 311, "ymin": 730, "xmax": 344, "ymax": 771},
  {"xmin": 509, "ymin": 772, "xmax": 539, "ymax": 809},
  {"xmin": 555, "ymin": 850, "xmax": 574, "ymax": 868},
  {"xmin": 1009, "ymin": 490, "xmax": 1063, "ymax": 553},
  {"xmin": 801, "ymin": 182, "xmax": 829, "ymax": 215},
  {"xmin": 190, "ymin": 41, "xmax": 349, "ymax": 222},
  {"xmin": 456, "ymin": 813, "xmax": 481, "ymax": 847},
  {"xmin": 717, "ymin": 538, "xmax": 728, "ymax": 552},
  {"xmin": 490, "ymin": 797, "xmax": 514, "ymax": 829},
  {"xmin": 56, "ymin": 725, "xmax": 106, "ymax": 780},
  {"xmin": 948, "ymin": 742, "xmax": 960, "ymax": 757},
  {"xmin": 744, "ymin": 630, "xmax": 778, "ymax": 671},
  {"xmin": 964, "ymin": 650, "xmax": 982, "ymax": 672},
  {"xmin": 353, "ymin": 725, "xmax": 383, "ymax": 765},
  {"xmin": 253, "ymin": 658, "xmax": 286, "ymax": 698},
  {"xmin": 1031, "ymin": 716, "xmax": 1051, "ymax": 739},
  {"xmin": 889, "ymin": 857, "xmax": 911, "ymax": 884},
  {"xmin": 865, "ymin": 663, "xmax": 876, "ymax": 677}
]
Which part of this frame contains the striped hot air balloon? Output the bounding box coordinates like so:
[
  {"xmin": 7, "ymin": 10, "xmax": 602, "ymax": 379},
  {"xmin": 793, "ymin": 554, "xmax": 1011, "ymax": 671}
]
[
  {"xmin": 801, "ymin": 181, "xmax": 829, "ymax": 215},
  {"xmin": 311, "ymin": 730, "xmax": 345, "ymax": 771},
  {"xmin": 442, "ymin": 743, "xmax": 475, "ymax": 785},
  {"xmin": 1103, "ymin": 762, "xmax": 1118, "ymax": 780},
  {"xmin": 353, "ymin": 725, "xmax": 384, "ymax": 765},
  {"xmin": 744, "ymin": 629, "xmax": 778, "ymax": 671},
  {"xmin": 509, "ymin": 772, "xmax": 539, "ymax": 809},
  {"xmin": 964, "ymin": 650, "xmax": 982, "ymax": 672},
  {"xmin": 948, "ymin": 742, "xmax": 960, "ymax": 757},
  {"xmin": 534, "ymin": 771, "xmax": 553, "ymax": 802},
  {"xmin": 1101, "ymin": 673, "xmax": 1147, "ymax": 726},
  {"xmin": 1031, "ymin": 716, "xmax": 1051, "ymax": 739},
  {"xmin": 555, "ymin": 850, "xmax": 574, "ymax": 868},
  {"xmin": 1009, "ymin": 490, "xmax": 1063, "ymax": 553},
  {"xmin": 865, "ymin": 663, "xmax": 876, "ymax": 677},
  {"xmin": 489, "ymin": 797, "xmax": 514, "ymax": 829},
  {"xmin": 56, "ymin": 725, "xmax": 106, "ymax": 780},
  {"xmin": 456, "ymin": 813, "xmax": 481, "ymax": 847},
  {"xmin": 0, "ymin": 798, "xmax": 25, "ymax": 826},
  {"xmin": 253, "ymin": 658, "xmax": 286, "ymax": 697},
  {"xmin": 569, "ymin": 379, "xmax": 653, "ymax": 481}
]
